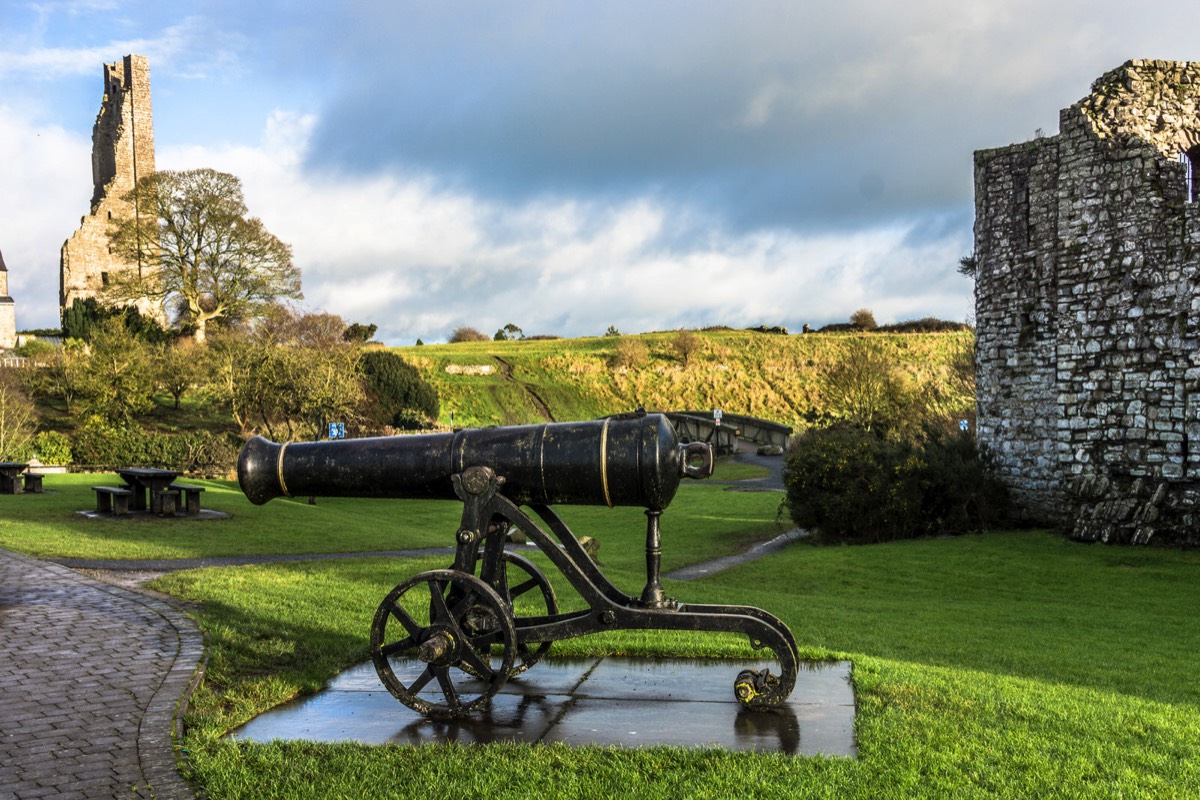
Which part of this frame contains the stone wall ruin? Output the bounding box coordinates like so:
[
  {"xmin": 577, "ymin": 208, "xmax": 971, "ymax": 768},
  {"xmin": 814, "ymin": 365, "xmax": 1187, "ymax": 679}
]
[
  {"xmin": 974, "ymin": 59, "xmax": 1200, "ymax": 546},
  {"xmin": 59, "ymin": 54, "xmax": 162, "ymax": 323}
]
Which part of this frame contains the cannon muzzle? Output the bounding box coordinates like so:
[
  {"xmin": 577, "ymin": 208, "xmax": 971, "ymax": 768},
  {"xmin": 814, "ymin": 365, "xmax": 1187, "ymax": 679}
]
[{"xmin": 238, "ymin": 413, "xmax": 712, "ymax": 510}]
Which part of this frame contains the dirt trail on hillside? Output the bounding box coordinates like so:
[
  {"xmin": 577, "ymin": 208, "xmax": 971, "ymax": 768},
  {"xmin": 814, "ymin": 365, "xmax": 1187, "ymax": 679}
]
[{"xmin": 493, "ymin": 357, "xmax": 556, "ymax": 422}]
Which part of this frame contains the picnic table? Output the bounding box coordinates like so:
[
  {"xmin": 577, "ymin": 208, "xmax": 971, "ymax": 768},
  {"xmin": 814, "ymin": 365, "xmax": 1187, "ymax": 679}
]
[
  {"xmin": 0, "ymin": 462, "xmax": 28, "ymax": 494},
  {"xmin": 116, "ymin": 467, "xmax": 181, "ymax": 514}
]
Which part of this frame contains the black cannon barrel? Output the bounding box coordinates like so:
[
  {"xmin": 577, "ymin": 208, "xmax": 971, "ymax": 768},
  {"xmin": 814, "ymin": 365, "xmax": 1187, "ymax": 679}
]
[{"xmin": 238, "ymin": 413, "xmax": 712, "ymax": 510}]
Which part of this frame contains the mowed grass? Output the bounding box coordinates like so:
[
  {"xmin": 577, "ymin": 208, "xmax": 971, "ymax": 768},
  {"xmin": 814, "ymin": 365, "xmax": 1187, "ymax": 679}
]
[
  {"xmin": 5, "ymin": 474, "xmax": 1199, "ymax": 797},
  {"xmin": 147, "ymin": 523, "xmax": 1200, "ymax": 798},
  {"xmin": 0, "ymin": 474, "xmax": 782, "ymax": 562}
]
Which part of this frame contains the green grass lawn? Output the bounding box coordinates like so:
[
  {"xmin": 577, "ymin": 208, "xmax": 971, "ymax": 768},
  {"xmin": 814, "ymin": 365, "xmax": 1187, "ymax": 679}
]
[
  {"xmin": 4, "ymin": 476, "xmax": 1199, "ymax": 797},
  {"xmin": 0, "ymin": 475, "xmax": 782, "ymax": 562}
]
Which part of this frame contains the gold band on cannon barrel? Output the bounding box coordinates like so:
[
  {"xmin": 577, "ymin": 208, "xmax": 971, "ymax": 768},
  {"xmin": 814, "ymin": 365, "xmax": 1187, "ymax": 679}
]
[
  {"xmin": 276, "ymin": 441, "xmax": 291, "ymax": 498},
  {"xmin": 599, "ymin": 417, "xmax": 612, "ymax": 508}
]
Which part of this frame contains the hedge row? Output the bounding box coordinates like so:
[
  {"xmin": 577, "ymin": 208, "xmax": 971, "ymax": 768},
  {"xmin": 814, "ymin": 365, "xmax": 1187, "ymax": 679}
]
[
  {"xmin": 783, "ymin": 425, "xmax": 1009, "ymax": 543},
  {"xmin": 71, "ymin": 425, "xmax": 239, "ymax": 476}
]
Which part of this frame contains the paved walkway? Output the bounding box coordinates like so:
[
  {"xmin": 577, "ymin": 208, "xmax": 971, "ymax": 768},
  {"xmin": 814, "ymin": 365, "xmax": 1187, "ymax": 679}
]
[
  {"xmin": 0, "ymin": 446, "xmax": 793, "ymax": 798},
  {"xmin": 0, "ymin": 548, "xmax": 202, "ymax": 800}
]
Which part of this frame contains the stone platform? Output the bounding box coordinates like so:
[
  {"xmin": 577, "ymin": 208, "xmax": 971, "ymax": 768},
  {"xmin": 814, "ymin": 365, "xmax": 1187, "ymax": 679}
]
[{"xmin": 231, "ymin": 657, "xmax": 856, "ymax": 757}]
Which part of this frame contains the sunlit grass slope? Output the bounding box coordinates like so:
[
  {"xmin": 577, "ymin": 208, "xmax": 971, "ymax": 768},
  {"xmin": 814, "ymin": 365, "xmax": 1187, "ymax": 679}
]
[
  {"xmin": 399, "ymin": 330, "xmax": 972, "ymax": 430},
  {"xmin": 158, "ymin": 530, "xmax": 1200, "ymax": 799}
]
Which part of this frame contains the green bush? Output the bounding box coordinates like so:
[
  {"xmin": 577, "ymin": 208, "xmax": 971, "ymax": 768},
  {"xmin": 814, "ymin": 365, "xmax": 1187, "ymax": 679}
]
[
  {"xmin": 359, "ymin": 350, "xmax": 439, "ymax": 427},
  {"xmin": 13, "ymin": 339, "xmax": 56, "ymax": 358},
  {"xmin": 783, "ymin": 426, "xmax": 1007, "ymax": 543},
  {"xmin": 72, "ymin": 421, "xmax": 237, "ymax": 475},
  {"xmin": 61, "ymin": 297, "xmax": 171, "ymax": 344},
  {"xmin": 31, "ymin": 431, "xmax": 72, "ymax": 465}
]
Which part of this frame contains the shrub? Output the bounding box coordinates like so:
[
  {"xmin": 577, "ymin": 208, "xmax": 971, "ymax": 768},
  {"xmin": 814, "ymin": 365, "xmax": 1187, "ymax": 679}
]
[
  {"xmin": 876, "ymin": 318, "xmax": 971, "ymax": 334},
  {"xmin": 849, "ymin": 308, "xmax": 877, "ymax": 331},
  {"xmin": 61, "ymin": 297, "xmax": 170, "ymax": 344},
  {"xmin": 343, "ymin": 322, "xmax": 378, "ymax": 343},
  {"xmin": 671, "ymin": 329, "xmax": 703, "ymax": 366},
  {"xmin": 448, "ymin": 326, "xmax": 489, "ymax": 343},
  {"xmin": 359, "ymin": 350, "xmax": 439, "ymax": 428},
  {"xmin": 13, "ymin": 339, "xmax": 56, "ymax": 358},
  {"xmin": 610, "ymin": 337, "xmax": 649, "ymax": 370},
  {"xmin": 72, "ymin": 421, "xmax": 237, "ymax": 475},
  {"xmin": 783, "ymin": 426, "xmax": 1008, "ymax": 544},
  {"xmin": 31, "ymin": 431, "xmax": 72, "ymax": 465}
]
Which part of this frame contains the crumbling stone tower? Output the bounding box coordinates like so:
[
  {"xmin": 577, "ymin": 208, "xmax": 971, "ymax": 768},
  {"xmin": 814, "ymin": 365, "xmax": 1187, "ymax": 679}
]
[
  {"xmin": 974, "ymin": 59, "xmax": 1200, "ymax": 545},
  {"xmin": 59, "ymin": 54, "xmax": 161, "ymax": 322}
]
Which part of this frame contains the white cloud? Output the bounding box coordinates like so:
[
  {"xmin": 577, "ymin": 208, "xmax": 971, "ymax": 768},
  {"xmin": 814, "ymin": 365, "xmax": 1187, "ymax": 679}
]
[
  {"xmin": 155, "ymin": 111, "xmax": 971, "ymax": 344},
  {"xmin": 0, "ymin": 107, "xmax": 90, "ymax": 329}
]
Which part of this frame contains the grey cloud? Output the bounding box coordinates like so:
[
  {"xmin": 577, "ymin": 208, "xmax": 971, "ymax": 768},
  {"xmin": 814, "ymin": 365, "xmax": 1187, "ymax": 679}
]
[{"xmin": 290, "ymin": 0, "xmax": 1198, "ymax": 236}]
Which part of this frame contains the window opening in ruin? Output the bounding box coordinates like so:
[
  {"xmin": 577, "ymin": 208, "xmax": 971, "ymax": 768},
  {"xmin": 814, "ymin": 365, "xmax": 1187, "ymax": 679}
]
[
  {"xmin": 1183, "ymin": 146, "xmax": 1200, "ymax": 202},
  {"xmin": 100, "ymin": 272, "xmax": 109, "ymax": 286}
]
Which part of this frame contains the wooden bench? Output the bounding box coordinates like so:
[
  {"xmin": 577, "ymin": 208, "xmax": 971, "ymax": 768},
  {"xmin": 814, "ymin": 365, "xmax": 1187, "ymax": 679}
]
[
  {"xmin": 168, "ymin": 484, "xmax": 205, "ymax": 515},
  {"xmin": 93, "ymin": 486, "xmax": 133, "ymax": 515},
  {"xmin": 22, "ymin": 473, "xmax": 43, "ymax": 493}
]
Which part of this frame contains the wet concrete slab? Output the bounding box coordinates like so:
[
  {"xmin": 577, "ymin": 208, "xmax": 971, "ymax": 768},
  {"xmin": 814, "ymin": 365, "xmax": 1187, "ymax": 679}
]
[{"xmin": 231, "ymin": 657, "xmax": 856, "ymax": 757}]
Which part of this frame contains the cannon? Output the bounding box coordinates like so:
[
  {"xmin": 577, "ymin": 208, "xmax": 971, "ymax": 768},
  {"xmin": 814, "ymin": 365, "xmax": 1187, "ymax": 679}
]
[{"xmin": 238, "ymin": 411, "xmax": 798, "ymax": 718}]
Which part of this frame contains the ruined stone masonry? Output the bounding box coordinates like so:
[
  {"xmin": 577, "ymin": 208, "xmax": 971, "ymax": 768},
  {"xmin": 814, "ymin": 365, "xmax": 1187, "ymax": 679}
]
[
  {"xmin": 974, "ymin": 59, "xmax": 1200, "ymax": 546},
  {"xmin": 59, "ymin": 54, "xmax": 163, "ymax": 323}
]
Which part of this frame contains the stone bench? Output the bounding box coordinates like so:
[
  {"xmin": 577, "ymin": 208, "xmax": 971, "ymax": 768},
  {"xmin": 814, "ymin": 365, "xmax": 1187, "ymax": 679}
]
[
  {"xmin": 167, "ymin": 484, "xmax": 205, "ymax": 515},
  {"xmin": 93, "ymin": 486, "xmax": 133, "ymax": 515},
  {"xmin": 22, "ymin": 474, "xmax": 43, "ymax": 493}
]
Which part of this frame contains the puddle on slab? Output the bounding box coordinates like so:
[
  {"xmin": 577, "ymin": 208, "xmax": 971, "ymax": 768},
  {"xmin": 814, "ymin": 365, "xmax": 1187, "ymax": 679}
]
[{"xmin": 230, "ymin": 657, "xmax": 856, "ymax": 757}]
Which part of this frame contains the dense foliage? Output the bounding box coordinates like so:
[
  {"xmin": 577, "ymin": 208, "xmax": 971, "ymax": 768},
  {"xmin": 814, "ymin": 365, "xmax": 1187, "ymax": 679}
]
[
  {"xmin": 448, "ymin": 326, "xmax": 489, "ymax": 343},
  {"xmin": 784, "ymin": 426, "xmax": 1007, "ymax": 543},
  {"xmin": 61, "ymin": 297, "xmax": 172, "ymax": 343},
  {"xmin": 358, "ymin": 350, "xmax": 439, "ymax": 429},
  {"xmin": 72, "ymin": 421, "xmax": 235, "ymax": 474}
]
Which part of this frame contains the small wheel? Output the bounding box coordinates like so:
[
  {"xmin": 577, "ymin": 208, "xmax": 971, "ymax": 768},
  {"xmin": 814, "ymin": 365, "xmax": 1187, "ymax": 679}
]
[
  {"xmin": 494, "ymin": 551, "xmax": 558, "ymax": 675},
  {"xmin": 371, "ymin": 569, "xmax": 516, "ymax": 718}
]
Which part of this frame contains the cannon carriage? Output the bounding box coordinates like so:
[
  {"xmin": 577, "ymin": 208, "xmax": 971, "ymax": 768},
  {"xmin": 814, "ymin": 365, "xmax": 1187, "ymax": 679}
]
[{"xmin": 238, "ymin": 412, "xmax": 798, "ymax": 719}]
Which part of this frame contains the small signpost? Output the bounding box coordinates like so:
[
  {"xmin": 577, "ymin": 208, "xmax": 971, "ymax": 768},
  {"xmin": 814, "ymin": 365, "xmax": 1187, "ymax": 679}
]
[{"xmin": 714, "ymin": 408, "xmax": 723, "ymax": 427}]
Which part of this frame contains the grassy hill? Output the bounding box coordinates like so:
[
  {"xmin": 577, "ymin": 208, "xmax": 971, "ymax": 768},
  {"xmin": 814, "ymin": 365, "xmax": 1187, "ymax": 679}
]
[{"xmin": 397, "ymin": 329, "xmax": 973, "ymax": 431}]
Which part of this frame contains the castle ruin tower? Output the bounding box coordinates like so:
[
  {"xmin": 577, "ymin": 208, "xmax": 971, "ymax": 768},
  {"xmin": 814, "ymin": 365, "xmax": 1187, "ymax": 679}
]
[
  {"xmin": 59, "ymin": 54, "xmax": 162, "ymax": 323},
  {"xmin": 0, "ymin": 249, "xmax": 16, "ymax": 350},
  {"xmin": 973, "ymin": 60, "xmax": 1200, "ymax": 545}
]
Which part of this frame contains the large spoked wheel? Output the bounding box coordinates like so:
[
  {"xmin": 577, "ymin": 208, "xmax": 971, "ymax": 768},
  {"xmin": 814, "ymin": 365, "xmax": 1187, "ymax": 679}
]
[
  {"xmin": 371, "ymin": 569, "xmax": 516, "ymax": 718},
  {"xmin": 494, "ymin": 551, "xmax": 558, "ymax": 676}
]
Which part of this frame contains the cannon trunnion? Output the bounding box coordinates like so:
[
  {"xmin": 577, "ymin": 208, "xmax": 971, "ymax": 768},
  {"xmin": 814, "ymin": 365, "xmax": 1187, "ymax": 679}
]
[{"xmin": 237, "ymin": 413, "xmax": 798, "ymax": 719}]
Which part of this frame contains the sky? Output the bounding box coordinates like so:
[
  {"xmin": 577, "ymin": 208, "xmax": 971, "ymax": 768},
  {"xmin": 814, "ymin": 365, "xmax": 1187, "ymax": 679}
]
[{"xmin": 1, "ymin": 1, "xmax": 1197, "ymax": 345}]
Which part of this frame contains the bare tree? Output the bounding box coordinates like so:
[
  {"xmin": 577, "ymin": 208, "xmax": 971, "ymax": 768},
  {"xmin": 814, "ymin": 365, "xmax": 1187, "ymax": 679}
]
[
  {"xmin": 671, "ymin": 329, "xmax": 703, "ymax": 366},
  {"xmin": 820, "ymin": 339, "xmax": 906, "ymax": 433},
  {"xmin": 0, "ymin": 370, "xmax": 38, "ymax": 460}
]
